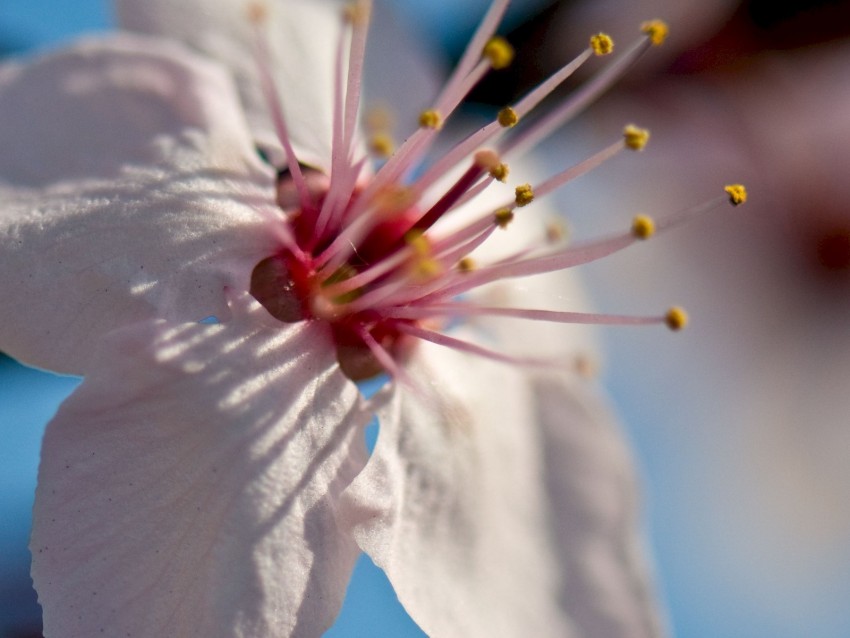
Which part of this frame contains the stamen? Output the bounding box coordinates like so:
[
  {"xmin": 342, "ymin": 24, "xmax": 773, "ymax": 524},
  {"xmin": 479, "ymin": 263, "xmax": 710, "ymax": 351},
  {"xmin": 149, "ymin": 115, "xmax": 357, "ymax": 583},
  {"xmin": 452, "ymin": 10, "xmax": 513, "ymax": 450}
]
[
  {"xmin": 419, "ymin": 109, "xmax": 443, "ymax": 130},
  {"xmin": 342, "ymin": 0, "xmax": 372, "ymax": 156},
  {"xmin": 665, "ymin": 306, "xmax": 688, "ymax": 331},
  {"xmin": 483, "ymin": 36, "xmax": 515, "ymax": 70},
  {"xmin": 321, "ymin": 241, "xmax": 412, "ymax": 297},
  {"xmin": 498, "ymin": 107, "xmax": 519, "ymax": 128},
  {"xmin": 458, "ymin": 257, "xmax": 477, "ymax": 272},
  {"xmin": 475, "ymin": 149, "xmax": 510, "ymax": 182},
  {"xmin": 246, "ymin": 2, "xmax": 268, "ymax": 24},
  {"xmin": 641, "ymin": 20, "xmax": 669, "ymax": 46},
  {"xmin": 438, "ymin": 0, "xmax": 511, "ymax": 103},
  {"xmin": 574, "ymin": 353, "xmax": 598, "ymax": 378},
  {"xmin": 410, "ymin": 256, "xmax": 442, "ymax": 281},
  {"xmin": 370, "ymin": 132, "xmax": 395, "ymax": 158},
  {"xmin": 546, "ymin": 221, "xmax": 567, "ymax": 243},
  {"xmin": 313, "ymin": 13, "xmax": 354, "ymax": 241},
  {"xmin": 386, "ymin": 302, "xmax": 677, "ymax": 329},
  {"xmin": 409, "ymin": 164, "xmax": 485, "ymax": 237},
  {"xmin": 504, "ymin": 27, "xmax": 664, "ymax": 158},
  {"xmin": 429, "ymin": 209, "xmax": 506, "ymax": 255},
  {"xmin": 590, "ymin": 33, "xmax": 614, "ymax": 56},
  {"xmin": 490, "ymin": 163, "xmax": 509, "ymax": 182},
  {"xmin": 433, "ymin": 226, "xmax": 496, "ymax": 275},
  {"xmin": 631, "ymin": 214, "xmax": 656, "ymax": 239},
  {"xmin": 395, "ymin": 321, "xmax": 556, "ymax": 368},
  {"xmin": 443, "ymin": 174, "xmax": 497, "ymax": 212},
  {"xmin": 364, "ymin": 104, "xmax": 394, "ymax": 132},
  {"xmin": 354, "ymin": 324, "xmax": 415, "ymax": 386},
  {"xmin": 529, "ymin": 136, "xmax": 626, "ymax": 202},
  {"xmin": 419, "ymin": 186, "xmax": 744, "ymax": 304},
  {"xmin": 412, "ymin": 44, "xmax": 595, "ymax": 194},
  {"xmin": 342, "ymin": 2, "xmax": 369, "ymax": 24},
  {"xmin": 358, "ymin": 0, "xmax": 511, "ymax": 204},
  {"xmin": 514, "ymin": 184, "xmax": 535, "ymax": 207},
  {"xmin": 725, "ymin": 184, "xmax": 748, "ymax": 206},
  {"xmin": 653, "ymin": 185, "xmax": 747, "ymax": 234},
  {"xmin": 404, "ymin": 232, "xmax": 442, "ymax": 281},
  {"xmin": 250, "ymin": 18, "xmax": 315, "ymax": 215},
  {"xmin": 495, "ymin": 208, "xmax": 515, "ymax": 228},
  {"xmin": 623, "ymin": 124, "xmax": 650, "ymax": 151}
]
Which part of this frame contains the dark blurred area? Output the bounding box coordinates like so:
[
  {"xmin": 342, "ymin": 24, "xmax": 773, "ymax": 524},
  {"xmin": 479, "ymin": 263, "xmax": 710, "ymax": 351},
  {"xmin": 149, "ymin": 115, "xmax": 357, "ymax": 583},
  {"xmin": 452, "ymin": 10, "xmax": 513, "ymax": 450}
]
[{"xmin": 468, "ymin": 0, "xmax": 850, "ymax": 103}]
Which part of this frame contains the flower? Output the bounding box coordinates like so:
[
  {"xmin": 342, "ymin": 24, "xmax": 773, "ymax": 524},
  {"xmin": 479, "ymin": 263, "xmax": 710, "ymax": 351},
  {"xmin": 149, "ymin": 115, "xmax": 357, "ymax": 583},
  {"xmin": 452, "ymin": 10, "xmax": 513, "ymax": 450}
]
[{"xmin": 0, "ymin": 0, "xmax": 737, "ymax": 635}]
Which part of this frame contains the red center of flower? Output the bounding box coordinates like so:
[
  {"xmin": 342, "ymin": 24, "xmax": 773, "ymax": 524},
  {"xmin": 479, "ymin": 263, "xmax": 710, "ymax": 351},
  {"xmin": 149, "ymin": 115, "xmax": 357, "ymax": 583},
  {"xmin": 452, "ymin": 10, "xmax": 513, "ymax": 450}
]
[
  {"xmin": 244, "ymin": 4, "xmax": 721, "ymax": 385},
  {"xmin": 250, "ymin": 170, "xmax": 428, "ymax": 380}
]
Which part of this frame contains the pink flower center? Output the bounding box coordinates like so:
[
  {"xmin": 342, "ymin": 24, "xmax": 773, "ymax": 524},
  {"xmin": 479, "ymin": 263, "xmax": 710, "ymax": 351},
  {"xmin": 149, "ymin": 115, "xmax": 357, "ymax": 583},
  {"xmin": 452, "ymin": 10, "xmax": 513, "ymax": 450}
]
[{"xmin": 245, "ymin": 2, "xmax": 742, "ymax": 383}]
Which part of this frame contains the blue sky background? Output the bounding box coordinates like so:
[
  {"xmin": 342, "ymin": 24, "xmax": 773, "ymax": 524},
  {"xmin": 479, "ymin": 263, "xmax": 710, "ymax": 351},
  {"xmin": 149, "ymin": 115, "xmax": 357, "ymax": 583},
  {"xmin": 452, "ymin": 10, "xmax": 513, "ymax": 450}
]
[{"xmin": 2, "ymin": 1, "xmax": 850, "ymax": 637}]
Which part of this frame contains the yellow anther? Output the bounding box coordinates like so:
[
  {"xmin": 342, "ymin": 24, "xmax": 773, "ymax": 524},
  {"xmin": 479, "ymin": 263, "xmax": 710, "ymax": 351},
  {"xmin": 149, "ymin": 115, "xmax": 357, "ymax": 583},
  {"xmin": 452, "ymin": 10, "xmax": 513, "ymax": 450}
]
[
  {"xmin": 495, "ymin": 208, "xmax": 515, "ymax": 229},
  {"xmin": 458, "ymin": 257, "xmax": 477, "ymax": 272},
  {"xmin": 375, "ymin": 185, "xmax": 416, "ymax": 213},
  {"xmin": 483, "ymin": 36, "xmax": 515, "ymax": 70},
  {"xmin": 343, "ymin": 2, "xmax": 369, "ymax": 24},
  {"xmin": 590, "ymin": 33, "xmax": 614, "ymax": 56},
  {"xmin": 364, "ymin": 104, "xmax": 394, "ymax": 132},
  {"xmin": 665, "ymin": 306, "xmax": 688, "ymax": 331},
  {"xmin": 475, "ymin": 151, "xmax": 511, "ymax": 183},
  {"xmin": 246, "ymin": 2, "xmax": 268, "ymax": 24},
  {"xmin": 725, "ymin": 184, "xmax": 747, "ymax": 206},
  {"xmin": 623, "ymin": 124, "xmax": 650, "ymax": 151},
  {"xmin": 405, "ymin": 230, "xmax": 431, "ymax": 256},
  {"xmin": 474, "ymin": 149, "xmax": 510, "ymax": 181},
  {"xmin": 405, "ymin": 232, "xmax": 441, "ymax": 280},
  {"xmin": 489, "ymin": 163, "xmax": 510, "ymax": 182},
  {"xmin": 514, "ymin": 183, "xmax": 534, "ymax": 207},
  {"xmin": 641, "ymin": 20, "xmax": 669, "ymax": 46},
  {"xmin": 413, "ymin": 258, "xmax": 442, "ymax": 280},
  {"xmin": 546, "ymin": 220, "xmax": 567, "ymax": 243},
  {"xmin": 497, "ymin": 106, "xmax": 519, "ymax": 128},
  {"xmin": 574, "ymin": 353, "xmax": 599, "ymax": 379},
  {"xmin": 419, "ymin": 109, "xmax": 443, "ymax": 130},
  {"xmin": 631, "ymin": 214, "xmax": 656, "ymax": 239},
  {"xmin": 369, "ymin": 132, "xmax": 395, "ymax": 158}
]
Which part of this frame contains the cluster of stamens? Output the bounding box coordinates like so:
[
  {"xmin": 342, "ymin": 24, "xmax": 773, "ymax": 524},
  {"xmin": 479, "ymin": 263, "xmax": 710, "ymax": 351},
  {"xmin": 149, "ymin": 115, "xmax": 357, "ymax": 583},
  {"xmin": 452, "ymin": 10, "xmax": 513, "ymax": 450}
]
[{"xmin": 247, "ymin": 0, "xmax": 746, "ymax": 382}]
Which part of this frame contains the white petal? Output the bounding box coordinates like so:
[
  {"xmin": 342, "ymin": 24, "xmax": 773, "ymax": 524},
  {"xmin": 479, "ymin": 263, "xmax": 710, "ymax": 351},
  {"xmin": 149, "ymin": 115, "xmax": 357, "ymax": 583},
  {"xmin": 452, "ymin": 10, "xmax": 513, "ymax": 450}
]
[
  {"xmin": 532, "ymin": 373, "xmax": 666, "ymax": 638},
  {"xmin": 0, "ymin": 34, "xmax": 265, "ymax": 186},
  {"xmin": 341, "ymin": 335, "xmax": 663, "ymax": 637},
  {"xmin": 116, "ymin": 0, "xmax": 345, "ymax": 171},
  {"xmin": 0, "ymin": 36, "xmax": 280, "ymax": 374},
  {"xmin": 31, "ymin": 297, "xmax": 371, "ymax": 638}
]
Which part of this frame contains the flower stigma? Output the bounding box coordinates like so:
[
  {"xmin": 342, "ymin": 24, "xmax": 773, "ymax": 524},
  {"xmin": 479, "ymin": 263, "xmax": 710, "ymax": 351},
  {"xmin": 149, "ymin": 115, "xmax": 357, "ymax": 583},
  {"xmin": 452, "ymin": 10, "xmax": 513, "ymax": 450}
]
[{"xmin": 246, "ymin": 0, "xmax": 746, "ymax": 383}]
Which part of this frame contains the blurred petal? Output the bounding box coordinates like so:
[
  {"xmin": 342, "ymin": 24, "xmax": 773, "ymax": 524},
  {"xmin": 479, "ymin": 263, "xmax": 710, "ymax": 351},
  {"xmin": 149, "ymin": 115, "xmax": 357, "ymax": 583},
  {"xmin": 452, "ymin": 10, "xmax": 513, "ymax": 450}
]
[
  {"xmin": 116, "ymin": 0, "xmax": 345, "ymax": 170},
  {"xmin": 341, "ymin": 340, "xmax": 572, "ymax": 636},
  {"xmin": 0, "ymin": 34, "xmax": 265, "ymax": 186},
  {"xmin": 342, "ymin": 331, "xmax": 661, "ymax": 636},
  {"xmin": 31, "ymin": 297, "xmax": 371, "ymax": 638},
  {"xmin": 534, "ymin": 373, "xmax": 665, "ymax": 638},
  {"xmin": 0, "ymin": 36, "xmax": 279, "ymax": 374}
]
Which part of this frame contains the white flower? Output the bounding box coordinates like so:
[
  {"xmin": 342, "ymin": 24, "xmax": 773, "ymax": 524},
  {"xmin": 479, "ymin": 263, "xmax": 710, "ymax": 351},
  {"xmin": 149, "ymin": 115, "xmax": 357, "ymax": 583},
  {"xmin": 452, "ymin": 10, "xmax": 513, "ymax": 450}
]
[{"xmin": 0, "ymin": 1, "xmax": 702, "ymax": 635}]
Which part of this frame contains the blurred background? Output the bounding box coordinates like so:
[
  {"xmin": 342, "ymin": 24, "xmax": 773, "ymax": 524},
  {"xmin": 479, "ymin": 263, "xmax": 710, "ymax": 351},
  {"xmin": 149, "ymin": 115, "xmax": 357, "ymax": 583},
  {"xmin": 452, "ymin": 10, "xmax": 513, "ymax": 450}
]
[{"xmin": 2, "ymin": 0, "xmax": 849, "ymax": 636}]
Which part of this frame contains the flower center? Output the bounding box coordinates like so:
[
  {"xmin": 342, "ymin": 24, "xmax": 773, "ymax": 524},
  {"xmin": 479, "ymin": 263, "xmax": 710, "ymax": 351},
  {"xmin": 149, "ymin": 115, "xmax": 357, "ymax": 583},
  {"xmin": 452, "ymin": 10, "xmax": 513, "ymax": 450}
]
[
  {"xmin": 245, "ymin": 2, "xmax": 743, "ymax": 385},
  {"xmin": 251, "ymin": 169, "xmax": 429, "ymax": 380}
]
